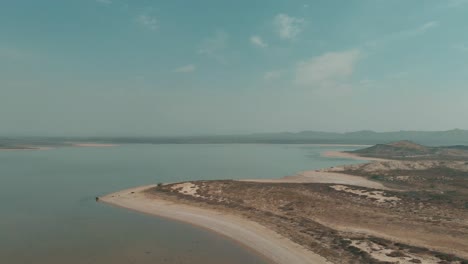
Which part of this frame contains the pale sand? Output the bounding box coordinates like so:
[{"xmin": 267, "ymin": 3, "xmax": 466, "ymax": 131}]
[
  {"xmin": 349, "ymin": 240, "xmax": 443, "ymax": 264},
  {"xmin": 100, "ymin": 185, "xmax": 331, "ymax": 264},
  {"xmin": 329, "ymin": 185, "xmax": 400, "ymax": 203},
  {"xmin": 170, "ymin": 182, "xmax": 201, "ymax": 197},
  {"xmin": 72, "ymin": 143, "xmax": 118, "ymax": 147},
  {"xmin": 322, "ymin": 151, "xmax": 390, "ymax": 162},
  {"xmin": 241, "ymin": 170, "xmax": 388, "ymax": 190}
]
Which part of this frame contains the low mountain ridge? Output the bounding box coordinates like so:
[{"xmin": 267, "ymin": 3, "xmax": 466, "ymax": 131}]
[{"xmin": 350, "ymin": 140, "xmax": 468, "ymax": 160}]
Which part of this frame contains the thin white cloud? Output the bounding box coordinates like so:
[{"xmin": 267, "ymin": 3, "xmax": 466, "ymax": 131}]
[
  {"xmin": 96, "ymin": 0, "xmax": 112, "ymax": 4},
  {"xmin": 295, "ymin": 49, "xmax": 360, "ymax": 88},
  {"xmin": 364, "ymin": 21, "xmax": 439, "ymax": 48},
  {"xmin": 264, "ymin": 70, "xmax": 282, "ymax": 80},
  {"xmin": 198, "ymin": 30, "xmax": 229, "ymax": 62},
  {"xmin": 174, "ymin": 64, "xmax": 196, "ymax": 73},
  {"xmin": 250, "ymin": 35, "xmax": 267, "ymax": 48},
  {"xmin": 417, "ymin": 21, "xmax": 439, "ymax": 33},
  {"xmin": 392, "ymin": 21, "xmax": 439, "ymax": 39},
  {"xmin": 274, "ymin": 14, "xmax": 305, "ymax": 40},
  {"xmin": 137, "ymin": 14, "xmax": 158, "ymax": 31}
]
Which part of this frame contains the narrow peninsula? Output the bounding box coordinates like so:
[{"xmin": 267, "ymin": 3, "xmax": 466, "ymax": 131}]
[{"xmin": 100, "ymin": 142, "xmax": 468, "ymax": 264}]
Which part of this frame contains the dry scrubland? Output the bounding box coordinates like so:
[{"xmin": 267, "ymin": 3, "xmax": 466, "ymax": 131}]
[{"xmin": 149, "ymin": 176, "xmax": 468, "ymax": 264}]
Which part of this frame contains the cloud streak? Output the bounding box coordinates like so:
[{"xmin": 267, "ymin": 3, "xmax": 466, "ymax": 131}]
[
  {"xmin": 137, "ymin": 14, "xmax": 158, "ymax": 31},
  {"xmin": 264, "ymin": 70, "xmax": 282, "ymax": 80},
  {"xmin": 250, "ymin": 35, "xmax": 267, "ymax": 48},
  {"xmin": 295, "ymin": 49, "xmax": 360, "ymax": 88},
  {"xmin": 174, "ymin": 64, "xmax": 196, "ymax": 73},
  {"xmin": 198, "ymin": 30, "xmax": 229, "ymax": 63},
  {"xmin": 274, "ymin": 14, "xmax": 305, "ymax": 40},
  {"xmin": 416, "ymin": 21, "xmax": 439, "ymax": 33},
  {"xmin": 365, "ymin": 21, "xmax": 439, "ymax": 48}
]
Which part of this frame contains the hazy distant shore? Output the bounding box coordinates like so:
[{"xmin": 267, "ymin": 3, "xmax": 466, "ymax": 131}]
[
  {"xmin": 71, "ymin": 143, "xmax": 118, "ymax": 147},
  {"xmin": 0, "ymin": 146, "xmax": 52, "ymax": 151},
  {"xmin": 100, "ymin": 185, "xmax": 330, "ymax": 264}
]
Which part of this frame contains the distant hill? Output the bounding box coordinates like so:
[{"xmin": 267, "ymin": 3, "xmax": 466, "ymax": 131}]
[
  {"xmin": 1, "ymin": 129, "xmax": 468, "ymax": 147},
  {"xmin": 350, "ymin": 140, "xmax": 468, "ymax": 160},
  {"xmin": 242, "ymin": 129, "xmax": 468, "ymax": 146}
]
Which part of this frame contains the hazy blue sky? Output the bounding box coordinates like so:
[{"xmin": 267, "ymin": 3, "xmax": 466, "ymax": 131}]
[{"xmin": 1, "ymin": 0, "xmax": 468, "ymax": 136}]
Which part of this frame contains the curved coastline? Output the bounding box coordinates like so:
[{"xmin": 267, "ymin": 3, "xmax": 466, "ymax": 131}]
[
  {"xmin": 99, "ymin": 149, "xmax": 468, "ymax": 263},
  {"xmin": 99, "ymin": 185, "xmax": 331, "ymax": 264},
  {"xmin": 98, "ymin": 150, "xmax": 373, "ymax": 264}
]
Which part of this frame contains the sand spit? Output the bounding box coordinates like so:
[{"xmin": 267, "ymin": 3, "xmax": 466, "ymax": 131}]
[
  {"xmin": 241, "ymin": 170, "xmax": 388, "ymax": 190},
  {"xmin": 99, "ymin": 185, "xmax": 331, "ymax": 264},
  {"xmin": 323, "ymin": 151, "xmax": 390, "ymax": 161},
  {"xmin": 240, "ymin": 150, "xmax": 391, "ymax": 189}
]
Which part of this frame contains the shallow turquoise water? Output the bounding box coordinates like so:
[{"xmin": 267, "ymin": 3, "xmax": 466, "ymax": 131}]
[{"xmin": 0, "ymin": 144, "xmax": 364, "ymax": 264}]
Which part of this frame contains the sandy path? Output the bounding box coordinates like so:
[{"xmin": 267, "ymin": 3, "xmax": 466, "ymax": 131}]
[{"xmin": 100, "ymin": 185, "xmax": 331, "ymax": 264}]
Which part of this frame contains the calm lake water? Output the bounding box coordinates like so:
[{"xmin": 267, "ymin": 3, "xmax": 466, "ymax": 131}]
[{"xmin": 0, "ymin": 144, "xmax": 364, "ymax": 264}]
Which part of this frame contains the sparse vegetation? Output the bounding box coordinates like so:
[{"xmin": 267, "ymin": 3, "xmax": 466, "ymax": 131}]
[{"xmin": 146, "ymin": 180, "xmax": 468, "ymax": 263}]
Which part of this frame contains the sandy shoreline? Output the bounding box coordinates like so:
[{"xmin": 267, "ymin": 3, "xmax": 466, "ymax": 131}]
[
  {"xmin": 100, "ymin": 185, "xmax": 331, "ymax": 264},
  {"xmin": 241, "ymin": 150, "xmax": 389, "ymax": 189},
  {"xmin": 99, "ymin": 150, "xmax": 383, "ymax": 263},
  {"xmin": 322, "ymin": 150, "xmax": 389, "ymax": 161},
  {"xmin": 0, "ymin": 146, "xmax": 52, "ymax": 151},
  {"xmin": 240, "ymin": 170, "xmax": 388, "ymax": 190}
]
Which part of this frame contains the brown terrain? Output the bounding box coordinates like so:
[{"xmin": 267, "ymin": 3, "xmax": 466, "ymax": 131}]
[{"xmin": 105, "ymin": 141, "xmax": 468, "ymax": 264}]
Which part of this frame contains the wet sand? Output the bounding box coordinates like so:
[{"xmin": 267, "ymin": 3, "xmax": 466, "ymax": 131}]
[{"xmin": 99, "ymin": 185, "xmax": 331, "ymax": 264}]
